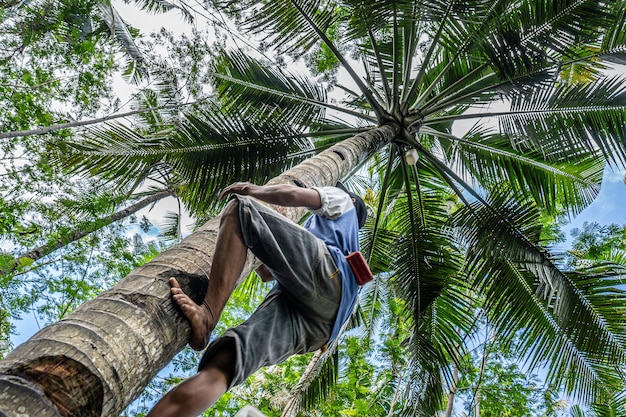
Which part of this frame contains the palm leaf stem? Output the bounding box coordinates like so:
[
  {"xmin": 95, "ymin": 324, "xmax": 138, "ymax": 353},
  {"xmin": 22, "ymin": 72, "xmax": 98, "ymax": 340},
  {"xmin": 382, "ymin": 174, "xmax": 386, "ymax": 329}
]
[
  {"xmin": 293, "ymin": 126, "xmax": 375, "ymax": 139},
  {"xmin": 411, "ymin": 64, "xmax": 492, "ymax": 123},
  {"xmin": 287, "ymin": 0, "xmax": 388, "ymax": 120},
  {"xmin": 391, "ymin": 2, "xmax": 400, "ymax": 114},
  {"xmin": 410, "ymin": 162, "xmax": 427, "ymax": 244},
  {"xmin": 363, "ymin": 146, "xmax": 397, "ymax": 327},
  {"xmin": 75, "ymin": 139, "xmax": 310, "ymax": 158},
  {"xmin": 425, "ymin": 105, "xmax": 626, "ymax": 123},
  {"xmin": 400, "ymin": 154, "xmax": 421, "ymax": 317},
  {"xmin": 410, "ymin": 163, "xmax": 425, "ymax": 224},
  {"xmin": 430, "ymin": 62, "xmax": 490, "ymax": 102},
  {"xmin": 399, "ymin": 0, "xmax": 421, "ymax": 108},
  {"xmin": 212, "ymin": 73, "xmax": 377, "ymax": 122},
  {"xmin": 368, "ymin": 144, "xmax": 397, "ymax": 264},
  {"xmin": 417, "ymin": 143, "xmax": 489, "ymax": 208},
  {"xmin": 438, "ymin": 167, "xmax": 471, "ymax": 207},
  {"xmin": 421, "ymin": 71, "xmax": 526, "ymax": 116},
  {"xmin": 362, "ymin": 66, "xmax": 390, "ymax": 107},
  {"xmin": 519, "ymin": 0, "xmax": 586, "ymax": 46},
  {"xmin": 422, "ymin": 81, "xmax": 522, "ymax": 117},
  {"xmin": 419, "ymin": 126, "xmax": 600, "ymax": 186},
  {"xmin": 401, "ymin": 0, "xmax": 454, "ymax": 112},
  {"xmin": 410, "ymin": 0, "xmax": 507, "ymax": 110},
  {"xmin": 368, "ymin": 28, "xmax": 392, "ymax": 103}
]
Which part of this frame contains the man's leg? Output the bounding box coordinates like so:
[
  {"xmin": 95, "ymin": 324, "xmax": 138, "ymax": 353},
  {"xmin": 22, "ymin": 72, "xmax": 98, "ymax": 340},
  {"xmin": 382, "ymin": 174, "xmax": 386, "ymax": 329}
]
[
  {"xmin": 170, "ymin": 199, "xmax": 248, "ymax": 350},
  {"xmin": 146, "ymin": 342, "xmax": 235, "ymax": 417}
]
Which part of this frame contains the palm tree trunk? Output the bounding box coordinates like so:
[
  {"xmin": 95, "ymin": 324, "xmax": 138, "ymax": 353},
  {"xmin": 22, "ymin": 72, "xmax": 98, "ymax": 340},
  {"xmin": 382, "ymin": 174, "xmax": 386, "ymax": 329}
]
[
  {"xmin": 444, "ymin": 363, "xmax": 459, "ymax": 417},
  {"xmin": 3, "ymin": 189, "xmax": 174, "ymax": 277},
  {"xmin": 24, "ymin": 189, "xmax": 174, "ymax": 262},
  {"xmin": 0, "ymin": 123, "xmax": 399, "ymax": 417}
]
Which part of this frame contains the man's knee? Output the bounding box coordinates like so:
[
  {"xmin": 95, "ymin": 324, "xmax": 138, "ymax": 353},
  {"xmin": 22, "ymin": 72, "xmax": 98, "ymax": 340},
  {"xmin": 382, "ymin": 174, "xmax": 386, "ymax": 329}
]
[{"xmin": 220, "ymin": 198, "xmax": 240, "ymax": 225}]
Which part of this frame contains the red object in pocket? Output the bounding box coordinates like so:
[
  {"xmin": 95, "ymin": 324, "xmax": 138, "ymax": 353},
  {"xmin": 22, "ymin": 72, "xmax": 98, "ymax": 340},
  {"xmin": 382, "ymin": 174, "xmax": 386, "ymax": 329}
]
[{"xmin": 346, "ymin": 251, "xmax": 374, "ymax": 285}]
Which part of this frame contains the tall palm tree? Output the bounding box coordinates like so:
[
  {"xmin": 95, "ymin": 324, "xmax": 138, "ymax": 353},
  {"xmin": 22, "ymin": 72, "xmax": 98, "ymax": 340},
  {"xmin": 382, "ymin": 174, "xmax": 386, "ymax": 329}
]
[
  {"xmin": 2, "ymin": 1, "xmax": 626, "ymax": 416},
  {"xmin": 0, "ymin": 187, "xmax": 174, "ymax": 277}
]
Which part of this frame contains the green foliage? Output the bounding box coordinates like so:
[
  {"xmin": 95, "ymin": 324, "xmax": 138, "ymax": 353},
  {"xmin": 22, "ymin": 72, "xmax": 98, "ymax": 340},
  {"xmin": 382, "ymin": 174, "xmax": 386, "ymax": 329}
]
[
  {"xmin": 4, "ymin": 0, "xmax": 626, "ymax": 415},
  {"xmin": 0, "ymin": 0, "xmax": 119, "ymax": 134},
  {"xmin": 568, "ymin": 222, "xmax": 626, "ymax": 269},
  {"xmin": 455, "ymin": 329, "xmax": 565, "ymax": 417}
]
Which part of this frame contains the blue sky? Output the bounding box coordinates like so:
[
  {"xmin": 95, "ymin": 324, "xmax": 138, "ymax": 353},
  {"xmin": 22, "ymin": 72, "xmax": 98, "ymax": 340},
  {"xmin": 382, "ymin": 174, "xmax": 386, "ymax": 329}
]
[{"xmin": 561, "ymin": 166, "xmax": 626, "ymax": 248}]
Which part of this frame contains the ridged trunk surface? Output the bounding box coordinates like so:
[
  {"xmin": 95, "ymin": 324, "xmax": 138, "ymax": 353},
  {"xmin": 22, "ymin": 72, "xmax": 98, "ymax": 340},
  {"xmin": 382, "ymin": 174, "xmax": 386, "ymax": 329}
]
[{"xmin": 0, "ymin": 124, "xmax": 398, "ymax": 417}]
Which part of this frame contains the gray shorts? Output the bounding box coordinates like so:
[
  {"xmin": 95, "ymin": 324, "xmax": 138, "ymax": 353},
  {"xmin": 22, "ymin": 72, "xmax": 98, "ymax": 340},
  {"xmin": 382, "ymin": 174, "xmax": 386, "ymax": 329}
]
[{"xmin": 198, "ymin": 195, "xmax": 341, "ymax": 388}]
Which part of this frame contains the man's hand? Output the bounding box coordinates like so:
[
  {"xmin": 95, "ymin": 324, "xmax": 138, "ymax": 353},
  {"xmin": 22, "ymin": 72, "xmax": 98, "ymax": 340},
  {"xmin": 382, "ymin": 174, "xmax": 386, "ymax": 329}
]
[{"xmin": 219, "ymin": 182, "xmax": 254, "ymax": 200}]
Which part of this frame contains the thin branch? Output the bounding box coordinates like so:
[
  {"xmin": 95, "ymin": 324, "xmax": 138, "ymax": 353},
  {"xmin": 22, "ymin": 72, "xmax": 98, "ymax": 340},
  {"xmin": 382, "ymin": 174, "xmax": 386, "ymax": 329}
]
[{"xmin": 3, "ymin": 189, "xmax": 174, "ymax": 277}]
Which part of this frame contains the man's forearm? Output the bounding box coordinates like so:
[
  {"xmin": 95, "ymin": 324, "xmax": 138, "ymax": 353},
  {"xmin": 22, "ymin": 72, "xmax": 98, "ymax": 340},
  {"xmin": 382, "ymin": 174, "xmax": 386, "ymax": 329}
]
[{"xmin": 219, "ymin": 182, "xmax": 322, "ymax": 209}]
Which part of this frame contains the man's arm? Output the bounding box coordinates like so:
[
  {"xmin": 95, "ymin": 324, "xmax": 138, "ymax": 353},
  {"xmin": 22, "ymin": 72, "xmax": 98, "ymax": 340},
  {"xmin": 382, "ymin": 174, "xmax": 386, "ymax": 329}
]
[{"xmin": 219, "ymin": 182, "xmax": 322, "ymax": 210}]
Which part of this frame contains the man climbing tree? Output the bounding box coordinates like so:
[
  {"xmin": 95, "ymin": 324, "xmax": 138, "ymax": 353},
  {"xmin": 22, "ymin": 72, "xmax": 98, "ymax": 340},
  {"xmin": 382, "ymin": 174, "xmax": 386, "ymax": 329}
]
[{"xmin": 147, "ymin": 181, "xmax": 368, "ymax": 416}]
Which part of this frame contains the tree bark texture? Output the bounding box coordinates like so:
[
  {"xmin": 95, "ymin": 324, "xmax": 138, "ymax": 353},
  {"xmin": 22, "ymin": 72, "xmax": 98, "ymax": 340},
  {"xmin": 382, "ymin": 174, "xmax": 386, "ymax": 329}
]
[{"xmin": 0, "ymin": 123, "xmax": 398, "ymax": 417}]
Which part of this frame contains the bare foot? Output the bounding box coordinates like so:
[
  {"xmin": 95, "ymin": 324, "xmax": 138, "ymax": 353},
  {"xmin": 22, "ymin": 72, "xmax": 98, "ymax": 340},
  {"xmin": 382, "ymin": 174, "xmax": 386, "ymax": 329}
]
[{"xmin": 169, "ymin": 277, "xmax": 213, "ymax": 350}]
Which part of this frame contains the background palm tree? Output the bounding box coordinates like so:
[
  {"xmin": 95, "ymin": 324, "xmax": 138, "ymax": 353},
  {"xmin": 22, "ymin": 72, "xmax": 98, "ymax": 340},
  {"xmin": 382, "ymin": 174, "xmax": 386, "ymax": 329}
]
[{"xmin": 2, "ymin": 1, "xmax": 626, "ymax": 416}]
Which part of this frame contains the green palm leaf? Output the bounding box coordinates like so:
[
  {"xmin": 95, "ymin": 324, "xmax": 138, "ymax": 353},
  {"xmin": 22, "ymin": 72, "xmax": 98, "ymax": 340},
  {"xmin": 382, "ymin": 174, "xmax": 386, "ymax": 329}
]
[
  {"xmin": 500, "ymin": 75, "xmax": 626, "ymax": 165},
  {"xmin": 437, "ymin": 125, "xmax": 604, "ymax": 215},
  {"xmin": 61, "ymin": 105, "xmax": 316, "ymax": 215},
  {"xmin": 210, "ymin": 49, "xmax": 356, "ymax": 127},
  {"xmin": 453, "ymin": 189, "xmax": 626, "ymax": 400}
]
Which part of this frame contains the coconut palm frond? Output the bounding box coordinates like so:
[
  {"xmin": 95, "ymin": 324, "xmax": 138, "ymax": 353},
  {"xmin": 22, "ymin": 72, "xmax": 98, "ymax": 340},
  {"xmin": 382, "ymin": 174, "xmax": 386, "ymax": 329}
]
[
  {"xmin": 162, "ymin": 110, "xmax": 316, "ymax": 214},
  {"xmin": 129, "ymin": 0, "xmax": 194, "ymax": 23},
  {"xmin": 231, "ymin": 0, "xmax": 337, "ymax": 56},
  {"xmin": 97, "ymin": 3, "xmax": 147, "ymax": 80},
  {"xmin": 60, "ymin": 105, "xmax": 316, "ymax": 214},
  {"xmin": 478, "ymin": 1, "xmax": 609, "ymax": 79},
  {"xmin": 296, "ymin": 349, "xmax": 339, "ymax": 415},
  {"xmin": 437, "ymin": 125, "xmax": 605, "ymax": 216},
  {"xmin": 500, "ymin": 75, "xmax": 626, "ymax": 165},
  {"xmin": 210, "ymin": 49, "xmax": 363, "ymax": 127},
  {"xmin": 601, "ymin": 0, "xmax": 626, "ymax": 65},
  {"xmin": 453, "ymin": 190, "xmax": 626, "ymax": 401},
  {"xmin": 158, "ymin": 210, "xmax": 183, "ymax": 242}
]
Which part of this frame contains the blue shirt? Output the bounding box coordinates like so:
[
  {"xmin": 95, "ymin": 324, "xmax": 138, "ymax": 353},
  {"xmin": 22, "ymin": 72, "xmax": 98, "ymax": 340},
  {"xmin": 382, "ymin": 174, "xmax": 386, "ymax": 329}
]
[{"xmin": 304, "ymin": 187, "xmax": 360, "ymax": 343}]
